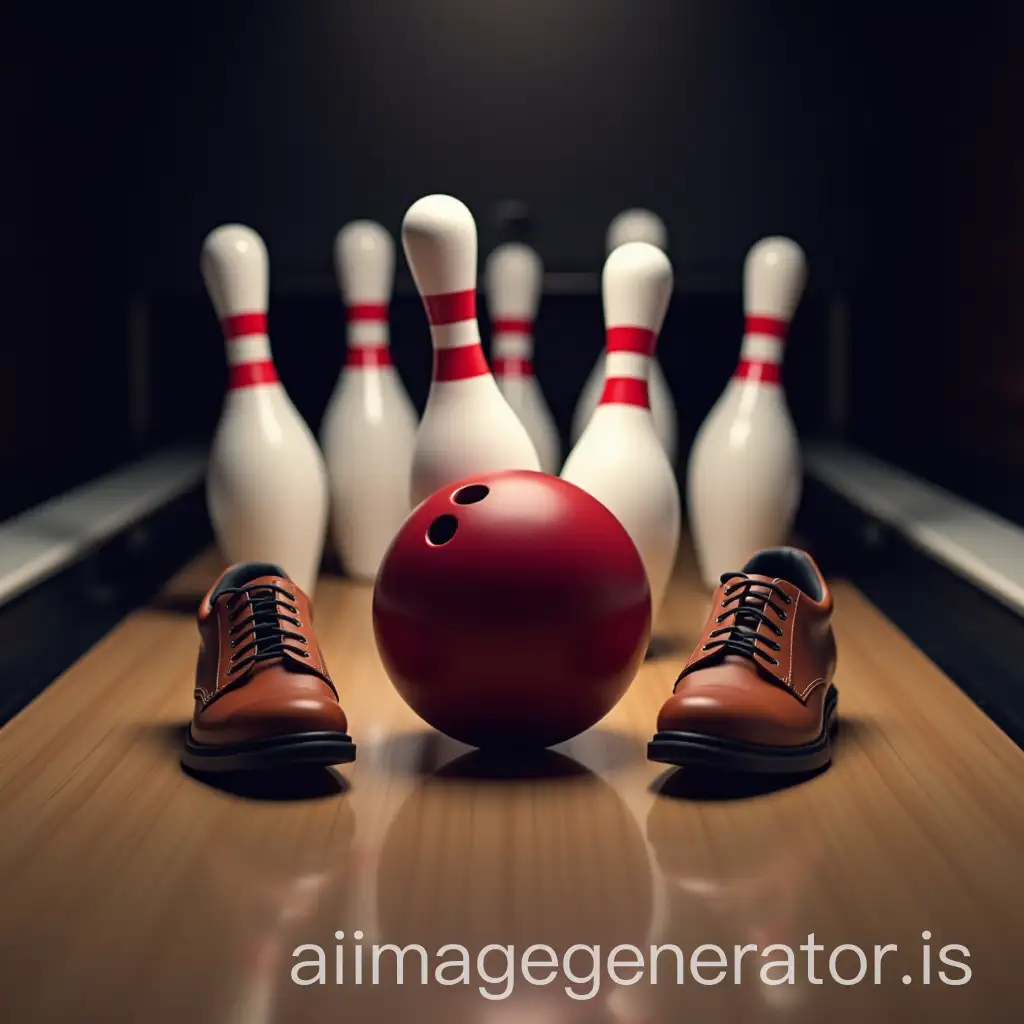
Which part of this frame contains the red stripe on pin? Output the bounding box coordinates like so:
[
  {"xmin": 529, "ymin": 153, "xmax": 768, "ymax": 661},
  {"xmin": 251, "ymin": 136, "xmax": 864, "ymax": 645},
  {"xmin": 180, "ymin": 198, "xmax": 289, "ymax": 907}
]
[
  {"xmin": 228, "ymin": 360, "xmax": 279, "ymax": 389},
  {"xmin": 493, "ymin": 356, "xmax": 534, "ymax": 377},
  {"xmin": 606, "ymin": 326, "xmax": 656, "ymax": 356},
  {"xmin": 492, "ymin": 318, "xmax": 532, "ymax": 334},
  {"xmin": 599, "ymin": 376, "xmax": 649, "ymax": 407},
  {"xmin": 433, "ymin": 344, "xmax": 489, "ymax": 381},
  {"xmin": 347, "ymin": 303, "xmax": 389, "ymax": 323},
  {"xmin": 347, "ymin": 346, "xmax": 392, "ymax": 367},
  {"xmin": 223, "ymin": 312, "xmax": 268, "ymax": 339},
  {"xmin": 424, "ymin": 290, "xmax": 476, "ymax": 326},
  {"xmin": 744, "ymin": 315, "xmax": 788, "ymax": 339},
  {"xmin": 734, "ymin": 359, "xmax": 781, "ymax": 384}
]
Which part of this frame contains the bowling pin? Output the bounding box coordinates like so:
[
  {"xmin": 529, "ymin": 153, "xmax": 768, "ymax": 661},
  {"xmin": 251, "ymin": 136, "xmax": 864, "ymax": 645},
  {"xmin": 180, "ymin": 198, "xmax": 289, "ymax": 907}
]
[
  {"xmin": 320, "ymin": 221, "xmax": 419, "ymax": 582},
  {"xmin": 571, "ymin": 209, "xmax": 678, "ymax": 462},
  {"xmin": 687, "ymin": 236, "xmax": 807, "ymax": 590},
  {"xmin": 402, "ymin": 194, "xmax": 541, "ymax": 506},
  {"xmin": 484, "ymin": 242, "xmax": 560, "ymax": 474},
  {"xmin": 202, "ymin": 224, "xmax": 328, "ymax": 597},
  {"xmin": 561, "ymin": 242, "xmax": 681, "ymax": 619},
  {"xmin": 606, "ymin": 208, "xmax": 669, "ymax": 252}
]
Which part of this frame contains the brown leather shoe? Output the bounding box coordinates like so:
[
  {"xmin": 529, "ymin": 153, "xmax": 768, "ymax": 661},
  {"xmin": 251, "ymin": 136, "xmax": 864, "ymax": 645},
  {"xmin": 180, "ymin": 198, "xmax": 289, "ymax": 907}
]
[
  {"xmin": 182, "ymin": 562, "xmax": 356, "ymax": 773},
  {"xmin": 649, "ymin": 547, "xmax": 838, "ymax": 774}
]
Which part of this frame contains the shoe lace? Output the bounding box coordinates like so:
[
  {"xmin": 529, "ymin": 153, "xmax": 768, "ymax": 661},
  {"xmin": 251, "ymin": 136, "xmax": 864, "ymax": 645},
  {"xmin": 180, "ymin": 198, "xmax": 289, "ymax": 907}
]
[
  {"xmin": 219, "ymin": 583, "xmax": 310, "ymax": 677},
  {"xmin": 701, "ymin": 573, "xmax": 793, "ymax": 667}
]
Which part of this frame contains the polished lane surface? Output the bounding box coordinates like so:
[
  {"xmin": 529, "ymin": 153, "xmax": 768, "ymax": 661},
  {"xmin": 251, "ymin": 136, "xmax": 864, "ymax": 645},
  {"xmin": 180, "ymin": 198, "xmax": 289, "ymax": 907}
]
[{"xmin": 0, "ymin": 547, "xmax": 1022, "ymax": 1022}]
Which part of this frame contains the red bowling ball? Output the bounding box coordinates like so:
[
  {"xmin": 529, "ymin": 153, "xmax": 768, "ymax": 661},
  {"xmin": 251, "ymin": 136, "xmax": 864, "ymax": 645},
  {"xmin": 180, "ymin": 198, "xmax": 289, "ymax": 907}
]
[{"xmin": 372, "ymin": 470, "xmax": 651, "ymax": 749}]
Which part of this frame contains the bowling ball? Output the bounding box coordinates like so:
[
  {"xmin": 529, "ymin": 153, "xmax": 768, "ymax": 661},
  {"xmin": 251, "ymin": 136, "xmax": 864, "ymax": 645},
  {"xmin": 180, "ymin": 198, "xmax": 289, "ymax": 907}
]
[{"xmin": 372, "ymin": 470, "xmax": 651, "ymax": 749}]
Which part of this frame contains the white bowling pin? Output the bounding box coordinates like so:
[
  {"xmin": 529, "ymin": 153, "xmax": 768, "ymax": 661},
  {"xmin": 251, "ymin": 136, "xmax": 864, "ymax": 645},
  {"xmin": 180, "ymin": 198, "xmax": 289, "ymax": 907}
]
[
  {"xmin": 561, "ymin": 242, "xmax": 681, "ymax": 619},
  {"xmin": 571, "ymin": 209, "xmax": 678, "ymax": 463},
  {"xmin": 605, "ymin": 208, "xmax": 669, "ymax": 252},
  {"xmin": 320, "ymin": 220, "xmax": 419, "ymax": 583},
  {"xmin": 202, "ymin": 224, "xmax": 329, "ymax": 597},
  {"xmin": 402, "ymin": 195, "xmax": 541, "ymax": 506},
  {"xmin": 687, "ymin": 236, "xmax": 807, "ymax": 590},
  {"xmin": 484, "ymin": 242, "xmax": 560, "ymax": 474}
]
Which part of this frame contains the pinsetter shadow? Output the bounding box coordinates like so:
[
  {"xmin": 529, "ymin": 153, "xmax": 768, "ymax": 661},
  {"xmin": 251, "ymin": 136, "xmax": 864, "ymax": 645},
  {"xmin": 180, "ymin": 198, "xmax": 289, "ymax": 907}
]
[{"xmin": 136, "ymin": 721, "xmax": 349, "ymax": 801}]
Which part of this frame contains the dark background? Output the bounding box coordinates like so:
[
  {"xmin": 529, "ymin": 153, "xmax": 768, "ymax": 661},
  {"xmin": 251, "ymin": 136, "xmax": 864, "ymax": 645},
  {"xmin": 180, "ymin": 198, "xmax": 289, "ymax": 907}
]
[{"xmin": 2, "ymin": 2, "xmax": 1021, "ymax": 522}]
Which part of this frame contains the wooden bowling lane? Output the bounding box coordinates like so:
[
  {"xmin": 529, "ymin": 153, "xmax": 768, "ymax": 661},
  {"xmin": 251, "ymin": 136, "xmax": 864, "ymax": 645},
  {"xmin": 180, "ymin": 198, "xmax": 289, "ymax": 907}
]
[{"xmin": 0, "ymin": 547, "xmax": 1022, "ymax": 1023}]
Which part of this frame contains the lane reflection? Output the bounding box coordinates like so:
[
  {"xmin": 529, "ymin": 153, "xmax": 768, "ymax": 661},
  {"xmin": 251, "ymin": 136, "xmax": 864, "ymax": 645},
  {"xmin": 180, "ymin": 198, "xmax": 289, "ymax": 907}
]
[
  {"xmin": 333, "ymin": 749, "xmax": 656, "ymax": 1023},
  {"xmin": 198, "ymin": 788, "xmax": 356, "ymax": 1024}
]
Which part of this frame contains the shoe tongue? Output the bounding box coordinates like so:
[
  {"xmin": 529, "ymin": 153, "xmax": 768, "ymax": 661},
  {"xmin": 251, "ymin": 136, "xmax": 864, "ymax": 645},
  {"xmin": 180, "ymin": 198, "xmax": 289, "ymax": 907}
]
[
  {"xmin": 209, "ymin": 563, "xmax": 291, "ymax": 605},
  {"xmin": 735, "ymin": 574, "xmax": 800, "ymax": 604},
  {"xmin": 732, "ymin": 574, "xmax": 776, "ymax": 617},
  {"xmin": 242, "ymin": 577, "xmax": 298, "ymax": 628},
  {"xmin": 245, "ymin": 575, "xmax": 293, "ymax": 592},
  {"xmin": 236, "ymin": 562, "xmax": 287, "ymax": 583},
  {"xmin": 742, "ymin": 573, "xmax": 781, "ymax": 588}
]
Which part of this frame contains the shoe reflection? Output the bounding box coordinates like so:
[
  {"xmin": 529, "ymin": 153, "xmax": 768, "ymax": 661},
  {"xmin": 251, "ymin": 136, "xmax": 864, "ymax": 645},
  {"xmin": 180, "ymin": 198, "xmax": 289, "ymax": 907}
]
[
  {"xmin": 646, "ymin": 767, "xmax": 825, "ymax": 1014},
  {"xmin": 201, "ymin": 789, "xmax": 356, "ymax": 1024}
]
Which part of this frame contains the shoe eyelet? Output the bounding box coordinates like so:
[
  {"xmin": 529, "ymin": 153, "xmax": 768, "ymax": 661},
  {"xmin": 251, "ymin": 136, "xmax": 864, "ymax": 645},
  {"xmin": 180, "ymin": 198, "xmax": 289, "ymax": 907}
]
[
  {"xmin": 298, "ymin": 636, "xmax": 308, "ymax": 644},
  {"xmin": 779, "ymin": 610, "xmax": 787, "ymax": 620},
  {"xmin": 701, "ymin": 644, "xmax": 710, "ymax": 651},
  {"xmin": 299, "ymin": 650, "xmax": 311, "ymax": 659},
  {"xmin": 769, "ymin": 657, "xmax": 779, "ymax": 665},
  {"xmin": 786, "ymin": 596, "xmax": 793, "ymax": 605},
  {"xmin": 715, "ymin": 615, "xmax": 724, "ymax": 624}
]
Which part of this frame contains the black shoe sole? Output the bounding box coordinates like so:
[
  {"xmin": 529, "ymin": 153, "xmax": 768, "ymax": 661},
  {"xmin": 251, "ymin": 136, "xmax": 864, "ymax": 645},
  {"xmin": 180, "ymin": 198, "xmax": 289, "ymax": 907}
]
[
  {"xmin": 182, "ymin": 730, "xmax": 357, "ymax": 774},
  {"xmin": 647, "ymin": 685, "xmax": 839, "ymax": 775}
]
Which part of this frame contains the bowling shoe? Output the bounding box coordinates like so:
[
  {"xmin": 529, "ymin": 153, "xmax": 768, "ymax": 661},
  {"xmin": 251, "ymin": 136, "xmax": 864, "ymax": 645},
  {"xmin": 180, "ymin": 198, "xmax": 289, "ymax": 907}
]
[
  {"xmin": 648, "ymin": 547, "xmax": 838, "ymax": 774},
  {"xmin": 182, "ymin": 562, "xmax": 355, "ymax": 773}
]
